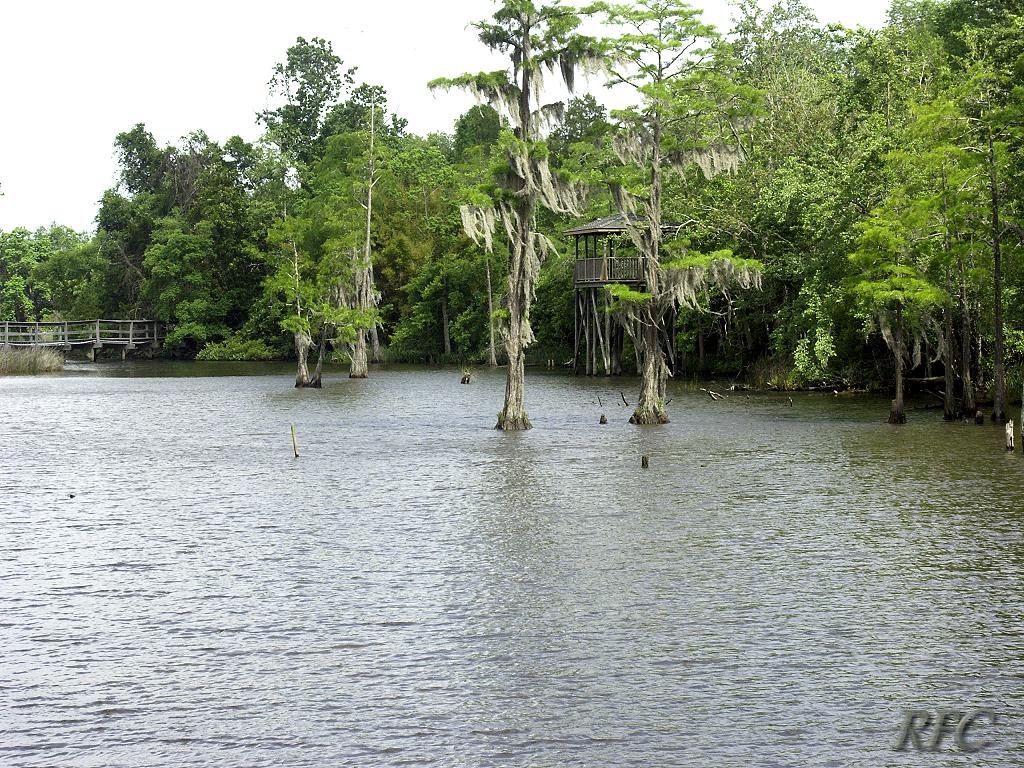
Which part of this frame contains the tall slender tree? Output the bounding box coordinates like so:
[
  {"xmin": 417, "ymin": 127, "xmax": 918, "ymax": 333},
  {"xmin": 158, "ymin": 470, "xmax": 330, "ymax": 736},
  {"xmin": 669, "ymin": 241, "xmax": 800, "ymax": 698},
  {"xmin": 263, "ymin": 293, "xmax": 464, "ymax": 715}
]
[
  {"xmin": 850, "ymin": 214, "xmax": 948, "ymax": 424},
  {"xmin": 430, "ymin": 0, "xmax": 596, "ymax": 430},
  {"xmin": 595, "ymin": 0, "xmax": 762, "ymax": 424},
  {"xmin": 349, "ymin": 91, "xmax": 383, "ymax": 379}
]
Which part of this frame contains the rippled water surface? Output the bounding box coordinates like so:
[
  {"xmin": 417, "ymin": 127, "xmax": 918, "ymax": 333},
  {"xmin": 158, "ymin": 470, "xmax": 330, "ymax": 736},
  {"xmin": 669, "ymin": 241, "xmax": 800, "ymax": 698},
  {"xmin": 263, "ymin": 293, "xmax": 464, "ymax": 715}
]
[{"xmin": 2, "ymin": 362, "xmax": 1024, "ymax": 767}]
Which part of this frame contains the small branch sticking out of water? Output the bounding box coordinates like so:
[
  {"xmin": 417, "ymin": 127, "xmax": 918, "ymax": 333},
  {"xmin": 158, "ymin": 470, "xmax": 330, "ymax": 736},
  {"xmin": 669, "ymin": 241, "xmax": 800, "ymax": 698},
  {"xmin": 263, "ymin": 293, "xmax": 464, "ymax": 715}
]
[{"xmin": 291, "ymin": 424, "xmax": 299, "ymax": 459}]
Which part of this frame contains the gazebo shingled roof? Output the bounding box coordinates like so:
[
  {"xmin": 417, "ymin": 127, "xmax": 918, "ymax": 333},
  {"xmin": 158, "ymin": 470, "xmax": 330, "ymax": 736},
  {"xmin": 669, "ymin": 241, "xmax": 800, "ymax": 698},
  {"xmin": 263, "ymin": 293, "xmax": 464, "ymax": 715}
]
[
  {"xmin": 564, "ymin": 213, "xmax": 638, "ymax": 236},
  {"xmin": 565, "ymin": 213, "xmax": 679, "ymax": 237}
]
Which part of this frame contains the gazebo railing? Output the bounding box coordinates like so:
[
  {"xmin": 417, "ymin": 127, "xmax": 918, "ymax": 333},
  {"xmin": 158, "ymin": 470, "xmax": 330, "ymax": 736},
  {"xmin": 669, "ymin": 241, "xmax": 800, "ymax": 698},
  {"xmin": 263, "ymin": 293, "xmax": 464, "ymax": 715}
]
[{"xmin": 573, "ymin": 256, "xmax": 642, "ymax": 285}]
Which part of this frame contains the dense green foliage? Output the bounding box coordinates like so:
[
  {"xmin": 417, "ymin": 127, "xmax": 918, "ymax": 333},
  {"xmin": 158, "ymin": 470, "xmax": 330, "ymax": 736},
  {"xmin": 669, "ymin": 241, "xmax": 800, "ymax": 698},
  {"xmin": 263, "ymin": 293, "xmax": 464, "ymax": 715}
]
[{"xmin": 2, "ymin": 0, "xmax": 1021, "ymax": 407}]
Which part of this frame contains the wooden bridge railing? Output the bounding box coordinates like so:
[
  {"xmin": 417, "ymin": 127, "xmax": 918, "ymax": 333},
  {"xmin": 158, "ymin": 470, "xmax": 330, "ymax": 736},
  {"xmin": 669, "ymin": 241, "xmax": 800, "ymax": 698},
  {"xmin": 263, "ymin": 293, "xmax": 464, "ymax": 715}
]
[
  {"xmin": 0, "ymin": 320, "xmax": 165, "ymax": 348},
  {"xmin": 574, "ymin": 256, "xmax": 643, "ymax": 286}
]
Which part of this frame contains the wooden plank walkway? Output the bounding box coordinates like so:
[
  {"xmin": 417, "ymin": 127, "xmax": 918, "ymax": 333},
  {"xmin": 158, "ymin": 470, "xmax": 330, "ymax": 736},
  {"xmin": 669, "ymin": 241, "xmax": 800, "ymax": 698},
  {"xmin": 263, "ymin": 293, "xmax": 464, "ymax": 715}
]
[{"xmin": 1, "ymin": 320, "xmax": 165, "ymax": 350}]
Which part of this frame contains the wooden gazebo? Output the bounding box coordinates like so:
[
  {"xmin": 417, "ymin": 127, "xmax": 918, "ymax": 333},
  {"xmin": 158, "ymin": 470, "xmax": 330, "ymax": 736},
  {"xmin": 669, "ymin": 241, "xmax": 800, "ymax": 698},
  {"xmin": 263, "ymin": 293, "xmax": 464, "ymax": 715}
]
[
  {"xmin": 567, "ymin": 213, "xmax": 679, "ymax": 376},
  {"xmin": 568, "ymin": 214, "xmax": 639, "ymax": 375}
]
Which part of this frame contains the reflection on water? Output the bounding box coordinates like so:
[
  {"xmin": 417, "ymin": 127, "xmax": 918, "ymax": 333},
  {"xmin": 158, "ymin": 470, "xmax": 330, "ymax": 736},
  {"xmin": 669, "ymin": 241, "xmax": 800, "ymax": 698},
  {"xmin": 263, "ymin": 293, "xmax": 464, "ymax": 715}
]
[{"xmin": 1, "ymin": 363, "xmax": 1023, "ymax": 767}]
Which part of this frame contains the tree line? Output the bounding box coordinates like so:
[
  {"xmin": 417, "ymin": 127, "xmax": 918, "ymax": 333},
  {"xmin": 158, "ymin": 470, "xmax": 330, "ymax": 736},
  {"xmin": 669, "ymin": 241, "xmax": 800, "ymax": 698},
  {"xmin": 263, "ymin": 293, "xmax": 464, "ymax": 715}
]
[{"xmin": 1, "ymin": 0, "xmax": 1021, "ymax": 427}]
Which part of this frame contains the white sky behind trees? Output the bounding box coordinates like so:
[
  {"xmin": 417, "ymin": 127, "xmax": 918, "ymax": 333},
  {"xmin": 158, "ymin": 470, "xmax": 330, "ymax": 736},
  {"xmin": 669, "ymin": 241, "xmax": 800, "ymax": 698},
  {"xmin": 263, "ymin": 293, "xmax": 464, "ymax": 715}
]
[{"xmin": 0, "ymin": 0, "xmax": 889, "ymax": 232}]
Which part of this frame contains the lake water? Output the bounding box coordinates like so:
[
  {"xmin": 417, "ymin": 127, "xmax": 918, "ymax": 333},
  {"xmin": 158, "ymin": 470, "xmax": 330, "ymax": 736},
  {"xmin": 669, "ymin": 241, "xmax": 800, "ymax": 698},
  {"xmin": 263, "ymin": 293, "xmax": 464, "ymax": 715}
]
[{"xmin": 2, "ymin": 363, "xmax": 1023, "ymax": 767}]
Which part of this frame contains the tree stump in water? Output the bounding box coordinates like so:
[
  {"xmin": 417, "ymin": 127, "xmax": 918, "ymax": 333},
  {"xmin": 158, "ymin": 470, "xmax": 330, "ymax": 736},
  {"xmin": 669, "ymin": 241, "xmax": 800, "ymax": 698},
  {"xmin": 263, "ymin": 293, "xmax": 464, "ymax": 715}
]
[
  {"xmin": 629, "ymin": 410, "xmax": 669, "ymax": 425},
  {"xmin": 1006, "ymin": 420, "xmax": 1015, "ymax": 452},
  {"xmin": 599, "ymin": 414, "xmax": 607, "ymax": 424},
  {"xmin": 641, "ymin": 455, "xmax": 649, "ymax": 469},
  {"xmin": 975, "ymin": 411, "xmax": 985, "ymax": 425},
  {"xmin": 888, "ymin": 399, "xmax": 906, "ymax": 424},
  {"xmin": 495, "ymin": 414, "xmax": 532, "ymax": 430}
]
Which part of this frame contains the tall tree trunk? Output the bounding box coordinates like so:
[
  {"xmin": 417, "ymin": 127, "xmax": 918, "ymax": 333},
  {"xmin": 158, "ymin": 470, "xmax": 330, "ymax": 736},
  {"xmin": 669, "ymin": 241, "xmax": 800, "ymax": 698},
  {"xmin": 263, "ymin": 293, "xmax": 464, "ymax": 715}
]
[
  {"xmin": 440, "ymin": 286, "xmax": 452, "ymax": 356},
  {"xmin": 354, "ymin": 92, "xmax": 379, "ymax": 376},
  {"xmin": 939, "ymin": 173, "xmax": 956, "ymax": 420},
  {"xmin": 942, "ymin": 304, "xmax": 956, "ymax": 420},
  {"xmin": 309, "ymin": 326, "xmax": 328, "ymax": 388},
  {"xmin": 369, "ymin": 323, "xmax": 382, "ymax": 364},
  {"xmin": 486, "ymin": 254, "xmax": 497, "ymax": 367},
  {"xmin": 958, "ymin": 255, "xmax": 976, "ymax": 416},
  {"xmin": 631, "ymin": 101, "xmax": 668, "ymax": 425},
  {"xmin": 350, "ymin": 329, "xmax": 368, "ymax": 379},
  {"xmin": 496, "ymin": 199, "xmax": 533, "ymax": 430},
  {"xmin": 495, "ymin": 23, "xmax": 535, "ymax": 431},
  {"xmin": 989, "ymin": 127, "xmax": 1007, "ymax": 423},
  {"xmin": 888, "ymin": 309, "xmax": 906, "ymax": 424},
  {"xmin": 294, "ymin": 331, "xmax": 312, "ymax": 388}
]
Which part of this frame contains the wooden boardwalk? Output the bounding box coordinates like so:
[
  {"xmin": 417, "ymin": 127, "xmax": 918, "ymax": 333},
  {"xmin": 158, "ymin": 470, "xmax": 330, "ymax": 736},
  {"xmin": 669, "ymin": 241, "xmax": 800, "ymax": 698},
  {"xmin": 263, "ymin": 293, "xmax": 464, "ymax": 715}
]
[{"xmin": 1, "ymin": 320, "xmax": 165, "ymax": 357}]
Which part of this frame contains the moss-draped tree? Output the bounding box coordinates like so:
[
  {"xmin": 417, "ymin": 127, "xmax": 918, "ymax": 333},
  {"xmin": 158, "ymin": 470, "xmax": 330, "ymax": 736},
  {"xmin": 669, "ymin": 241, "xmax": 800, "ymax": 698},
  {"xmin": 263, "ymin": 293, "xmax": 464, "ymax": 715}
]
[
  {"xmin": 595, "ymin": 0, "xmax": 762, "ymax": 424},
  {"xmin": 430, "ymin": 0, "xmax": 596, "ymax": 430}
]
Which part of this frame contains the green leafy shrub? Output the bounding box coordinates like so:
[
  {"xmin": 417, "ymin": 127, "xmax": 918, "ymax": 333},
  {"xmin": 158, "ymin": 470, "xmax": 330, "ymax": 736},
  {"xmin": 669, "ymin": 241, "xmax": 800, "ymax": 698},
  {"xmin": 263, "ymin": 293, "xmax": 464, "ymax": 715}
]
[{"xmin": 196, "ymin": 337, "xmax": 278, "ymax": 361}]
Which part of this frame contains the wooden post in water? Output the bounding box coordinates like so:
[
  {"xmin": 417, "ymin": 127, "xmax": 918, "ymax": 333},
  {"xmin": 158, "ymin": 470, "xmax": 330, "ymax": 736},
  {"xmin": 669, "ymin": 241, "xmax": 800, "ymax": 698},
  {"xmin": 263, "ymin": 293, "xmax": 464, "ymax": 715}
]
[
  {"xmin": 291, "ymin": 424, "xmax": 299, "ymax": 458},
  {"xmin": 1006, "ymin": 420, "xmax": 1015, "ymax": 452}
]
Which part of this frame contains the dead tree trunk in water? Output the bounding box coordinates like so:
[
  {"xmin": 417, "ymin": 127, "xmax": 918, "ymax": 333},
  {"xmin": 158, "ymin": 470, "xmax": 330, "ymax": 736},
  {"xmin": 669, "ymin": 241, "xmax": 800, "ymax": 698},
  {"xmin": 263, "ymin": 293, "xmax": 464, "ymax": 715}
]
[
  {"xmin": 294, "ymin": 331, "xmax": 312, "ymax": 388},
  {"xmin": 349, "ymin": 246, "xmax": 371, "ymax": 380},
  {"xmin": 350, "ymin": 94, "xmax": 379, "ymax": 380},
  {"xmin": 368, "ymin": 263, "xmax": 382, "ymax": 363}
]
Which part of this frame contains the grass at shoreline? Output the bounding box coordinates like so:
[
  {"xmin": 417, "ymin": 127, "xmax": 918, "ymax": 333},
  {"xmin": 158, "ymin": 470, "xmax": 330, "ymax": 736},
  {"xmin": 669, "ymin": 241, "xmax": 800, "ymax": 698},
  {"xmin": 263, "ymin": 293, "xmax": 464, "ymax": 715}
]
[{"xmin": 0, "ymin": 345, "xmax": 64, "ymax": 375}]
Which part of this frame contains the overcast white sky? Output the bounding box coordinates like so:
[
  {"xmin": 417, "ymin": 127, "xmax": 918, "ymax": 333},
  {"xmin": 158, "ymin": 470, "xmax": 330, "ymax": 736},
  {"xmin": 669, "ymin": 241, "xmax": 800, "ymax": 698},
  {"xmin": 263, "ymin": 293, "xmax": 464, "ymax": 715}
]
[{"xmin": 0, "ymin": 0, "xmax": 890, "ymax": 232}]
